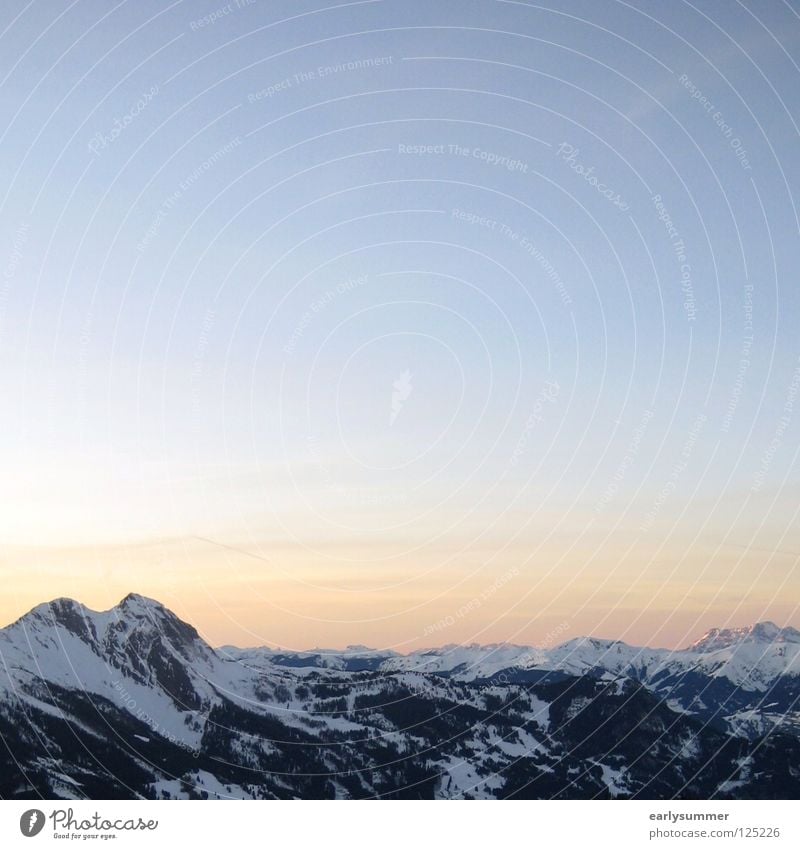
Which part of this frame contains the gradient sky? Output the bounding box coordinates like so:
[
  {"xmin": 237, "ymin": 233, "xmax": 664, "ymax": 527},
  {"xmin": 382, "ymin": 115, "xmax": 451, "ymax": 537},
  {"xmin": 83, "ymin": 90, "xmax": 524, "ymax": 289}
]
[{"xmin": 1, "ymin": 0, "xmax": 799, "ymax": 651}]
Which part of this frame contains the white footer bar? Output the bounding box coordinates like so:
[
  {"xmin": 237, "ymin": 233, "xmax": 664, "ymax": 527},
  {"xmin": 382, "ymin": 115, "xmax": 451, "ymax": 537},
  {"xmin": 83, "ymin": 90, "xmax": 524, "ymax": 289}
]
[{"xmin": 4, "ymin": 800, "xmax": 797, "ymax": 848}]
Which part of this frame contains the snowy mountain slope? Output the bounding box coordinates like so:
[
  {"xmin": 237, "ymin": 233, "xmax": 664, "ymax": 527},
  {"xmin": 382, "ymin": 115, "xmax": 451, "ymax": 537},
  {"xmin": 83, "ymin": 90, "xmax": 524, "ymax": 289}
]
[
  {"xmin": 374, "ymin": 624, "xmax": 800, "ymax": 738},
  {"xmin": 379, "ymin": 642, "xmax": 545, "ymax": 679},
  {"xmin": 220, "ymin": 643, "xmax": 399, "ymax": 673},
  {"xmin": 380, "ymin": 623, "xmax": 800, "ymax": 688},
  {"xmin": 1, "ymin": 596, "xmax": 799, "ymax": 800},
  {"xmin": 683, "ymin": 623, "xmax": 800, "ymax": 688},
  {"xmin": 0, "ymin": 593, "xmax": 297, "ymax": 748}
]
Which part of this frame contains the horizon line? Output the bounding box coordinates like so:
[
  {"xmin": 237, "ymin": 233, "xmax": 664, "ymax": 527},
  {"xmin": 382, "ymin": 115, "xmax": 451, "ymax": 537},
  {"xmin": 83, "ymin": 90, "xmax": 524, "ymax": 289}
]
[{"xmin": 5, "ymin": 591, "xmax": 798, "ymax": 656}]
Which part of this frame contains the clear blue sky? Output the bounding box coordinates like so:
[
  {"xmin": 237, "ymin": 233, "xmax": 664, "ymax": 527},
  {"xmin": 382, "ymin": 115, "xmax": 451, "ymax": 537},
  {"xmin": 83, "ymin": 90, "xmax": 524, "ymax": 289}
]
[{"xmin": 1, "ymin": 0, "xmax": 799, "ymax": 649}]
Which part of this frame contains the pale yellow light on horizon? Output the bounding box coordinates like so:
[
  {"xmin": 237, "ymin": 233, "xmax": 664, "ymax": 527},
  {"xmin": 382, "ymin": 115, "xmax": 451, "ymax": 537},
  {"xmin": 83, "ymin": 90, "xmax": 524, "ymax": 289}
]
[{"xmin": 1, "ymin": 536, "xmax": 798, "ymax": 653}]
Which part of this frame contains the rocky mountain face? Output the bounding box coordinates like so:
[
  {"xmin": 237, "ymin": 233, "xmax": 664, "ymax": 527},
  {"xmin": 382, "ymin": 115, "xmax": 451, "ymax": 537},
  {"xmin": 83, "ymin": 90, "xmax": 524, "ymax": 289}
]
[{"xmin": 1, "ymin": 595, "xmax": 798, "ymax": 800}]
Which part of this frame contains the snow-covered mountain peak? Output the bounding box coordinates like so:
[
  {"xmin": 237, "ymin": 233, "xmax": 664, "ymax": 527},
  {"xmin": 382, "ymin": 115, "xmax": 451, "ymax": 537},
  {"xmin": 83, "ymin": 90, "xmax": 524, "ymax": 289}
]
[
  {"xmin": 21, "ymin": 596, "xmax": 85, "ymax": 621},
  {"xmin": 555, "ymin": 636, "xmax": 626, "ymax": 652},
  {"xmin": 688, "ymin": 622, "xmax": 800, "ymax": 653},
  {"xmin": 115, "ymin": 593, "xmax": 195, "ymax": 627},
  {"xmin": 0, "ymin": 592, "xmax": 225, "ymax": 722},
  {"xmin": 110, "ymin": 593, "xmax": 207, "ymax": 646},
  {"xmin": 118, "ymin": 591, "xmax": 167, "ymax": 611},
  {"xmin": 12, "ymin": 594, "xmax": 178, "ymax": 635},
  {"xmin": 7, "ymin": 597, "xmax": 109, "ymax": 645},
  {"xmin": 751, "ymin": 622, "xmax": 800, "ymax": 642}
]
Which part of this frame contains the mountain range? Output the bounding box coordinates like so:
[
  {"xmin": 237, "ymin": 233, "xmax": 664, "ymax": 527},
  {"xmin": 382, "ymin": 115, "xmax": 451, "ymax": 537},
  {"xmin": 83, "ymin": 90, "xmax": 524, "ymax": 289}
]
[{"xmin": 1, "ymin": 594, "xmax": 798, "ymax": 799}]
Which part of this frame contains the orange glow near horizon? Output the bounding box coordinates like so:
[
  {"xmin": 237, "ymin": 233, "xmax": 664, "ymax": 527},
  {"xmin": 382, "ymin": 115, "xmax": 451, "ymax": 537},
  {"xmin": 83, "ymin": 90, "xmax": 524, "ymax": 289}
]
[{"xmin": 2, "ymin": 534, "xmax": 798, "ymax": 653}]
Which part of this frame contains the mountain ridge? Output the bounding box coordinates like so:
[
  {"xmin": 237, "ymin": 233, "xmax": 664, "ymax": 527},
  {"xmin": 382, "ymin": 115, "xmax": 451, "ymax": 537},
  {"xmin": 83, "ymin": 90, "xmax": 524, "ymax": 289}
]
[
  {"xmin": 6, "ymin": 592, "xmax": 797, "ymax": 656},
  {"xmin": 2, "ymin": 593, "xmax": 798, "ymax": 800}
]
